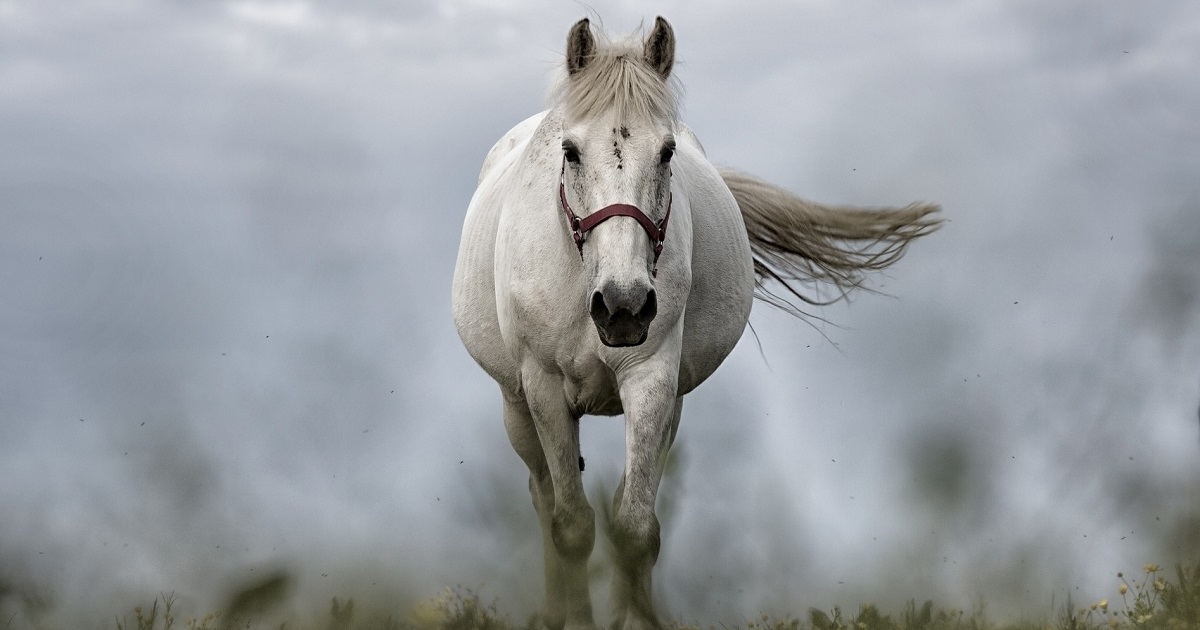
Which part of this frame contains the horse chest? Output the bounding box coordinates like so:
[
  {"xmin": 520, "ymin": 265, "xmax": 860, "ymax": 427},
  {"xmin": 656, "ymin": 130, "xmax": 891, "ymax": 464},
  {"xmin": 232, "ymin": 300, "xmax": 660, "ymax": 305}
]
[{"xmin": 558, "ymin": 353, "xmax": 625, "ymax": 416}]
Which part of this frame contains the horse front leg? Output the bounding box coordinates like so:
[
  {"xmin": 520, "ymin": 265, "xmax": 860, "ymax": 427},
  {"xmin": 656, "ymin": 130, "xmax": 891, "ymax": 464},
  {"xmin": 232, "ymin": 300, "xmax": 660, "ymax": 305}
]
[
  {"xmin": 501, "ymin": 391, "xmax": 564, "ymax": 626},
  {"xmin": 609, "ymin": 367, "xmax": 682, "ymax": 630},
  {"xmin": 513, "ymin": 367, "xmax": 596, "ymax": 630}
]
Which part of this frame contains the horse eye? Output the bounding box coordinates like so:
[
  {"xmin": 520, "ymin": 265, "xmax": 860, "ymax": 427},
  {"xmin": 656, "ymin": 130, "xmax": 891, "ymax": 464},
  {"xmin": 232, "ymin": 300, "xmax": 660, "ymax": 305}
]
[
  {"xmin": 659, "ymin": 138, "xmax": 676, "ymax": 164},
  {"xmin": 562, "ymin": 141, "xmax": 581, "ymax": 164}
]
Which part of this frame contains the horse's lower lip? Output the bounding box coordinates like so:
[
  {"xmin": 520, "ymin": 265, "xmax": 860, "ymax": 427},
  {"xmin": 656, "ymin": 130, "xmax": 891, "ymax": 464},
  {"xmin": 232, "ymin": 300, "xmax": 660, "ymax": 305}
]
[{"xmin": 595, "ymin": 324, "xmax": 649, "ymax": 347}]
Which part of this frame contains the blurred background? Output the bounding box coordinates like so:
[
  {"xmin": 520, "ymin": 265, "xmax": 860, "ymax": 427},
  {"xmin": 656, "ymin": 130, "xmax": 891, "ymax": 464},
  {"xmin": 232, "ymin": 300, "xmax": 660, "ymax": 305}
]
[{"xmin": 1, "ymin": 0, "xmax": 1198, "ymax": 627}]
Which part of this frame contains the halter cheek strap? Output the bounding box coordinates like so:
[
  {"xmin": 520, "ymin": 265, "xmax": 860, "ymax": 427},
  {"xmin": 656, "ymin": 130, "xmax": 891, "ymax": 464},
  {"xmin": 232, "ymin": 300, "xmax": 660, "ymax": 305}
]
[{"xmin": 558, "ymin": 159, "xmax": 672, "ymax": 275}]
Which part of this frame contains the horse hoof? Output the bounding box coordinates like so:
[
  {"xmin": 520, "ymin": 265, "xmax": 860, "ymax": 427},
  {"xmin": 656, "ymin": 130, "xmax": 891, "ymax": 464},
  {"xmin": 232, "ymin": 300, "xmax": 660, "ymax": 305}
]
[{"xmin": 610, "ymin": 612, "xmax": 661, "ymax": 630}]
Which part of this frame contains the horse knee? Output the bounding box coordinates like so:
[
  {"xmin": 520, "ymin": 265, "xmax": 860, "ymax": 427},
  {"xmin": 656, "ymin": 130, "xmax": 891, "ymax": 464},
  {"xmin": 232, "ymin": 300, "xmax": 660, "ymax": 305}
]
[
  {"xmin": 550, "ymin": 504, "xmax": 595, "ymax": 561},
  {"xmin": 610, "ymin": 513, "xmax": 660, "ymax": 567}
]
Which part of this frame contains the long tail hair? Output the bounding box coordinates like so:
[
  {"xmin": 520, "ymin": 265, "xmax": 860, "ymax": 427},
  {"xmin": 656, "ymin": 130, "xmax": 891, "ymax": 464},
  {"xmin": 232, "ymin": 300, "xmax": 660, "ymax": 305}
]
[{"xmin": 719, "ymin": 167, "xmax": 942, "ymax": 317}]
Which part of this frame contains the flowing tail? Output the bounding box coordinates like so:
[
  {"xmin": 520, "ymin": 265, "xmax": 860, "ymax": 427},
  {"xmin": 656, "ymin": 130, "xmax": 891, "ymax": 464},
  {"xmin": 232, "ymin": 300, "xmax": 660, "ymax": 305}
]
[{"xmin": 718, "ymin": 167, "xmax": 942, "ymax": 317}]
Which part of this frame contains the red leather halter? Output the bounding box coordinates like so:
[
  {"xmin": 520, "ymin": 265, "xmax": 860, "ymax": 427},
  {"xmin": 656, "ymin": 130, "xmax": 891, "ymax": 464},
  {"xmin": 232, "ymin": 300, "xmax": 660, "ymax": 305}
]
[{"xmin": 558, "ymin": 158, "xmax": 672, "ymax": 275}]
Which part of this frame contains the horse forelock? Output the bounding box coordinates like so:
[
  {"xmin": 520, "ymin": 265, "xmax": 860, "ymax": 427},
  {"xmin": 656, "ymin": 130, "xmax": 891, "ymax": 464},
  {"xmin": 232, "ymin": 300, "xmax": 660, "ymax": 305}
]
[{"xmin": 551, "ymin": 35, "xmax": 680, "ymax": 126}]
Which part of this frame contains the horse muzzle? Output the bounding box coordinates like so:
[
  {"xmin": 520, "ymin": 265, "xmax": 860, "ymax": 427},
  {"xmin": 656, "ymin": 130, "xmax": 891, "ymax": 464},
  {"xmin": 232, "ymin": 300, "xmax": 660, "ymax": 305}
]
[{"xmin": 589, "ymin": 284, "xmax": 657, "ymax": 347}]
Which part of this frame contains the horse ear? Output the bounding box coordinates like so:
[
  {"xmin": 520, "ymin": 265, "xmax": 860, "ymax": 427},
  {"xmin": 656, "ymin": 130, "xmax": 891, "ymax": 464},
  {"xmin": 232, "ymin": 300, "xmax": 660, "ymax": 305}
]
[
  {"xmin": 643, "ymin": 16, "xmax": 675, "ymax": 79},
  {"xmin": 566, "ymin": 18, "xmax": 595, "ymax": 76}
]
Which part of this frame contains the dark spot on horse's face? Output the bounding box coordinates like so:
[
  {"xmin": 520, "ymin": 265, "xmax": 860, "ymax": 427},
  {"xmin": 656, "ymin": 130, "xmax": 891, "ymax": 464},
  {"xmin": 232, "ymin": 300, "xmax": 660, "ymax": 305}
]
[
  {"xmin": 578, "ymin": 456, "xmax": 585, "ymax": 472},
  {"xmin": 619, "ymin": 126, "xmax": 630, "ymax": 139}
]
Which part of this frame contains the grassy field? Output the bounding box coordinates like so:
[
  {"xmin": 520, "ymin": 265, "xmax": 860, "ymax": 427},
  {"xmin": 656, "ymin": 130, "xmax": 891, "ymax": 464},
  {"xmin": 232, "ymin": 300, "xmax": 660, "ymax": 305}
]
[{"xmin": 99, "ymin": 563, "xmax": 1200, "ymax": 630}]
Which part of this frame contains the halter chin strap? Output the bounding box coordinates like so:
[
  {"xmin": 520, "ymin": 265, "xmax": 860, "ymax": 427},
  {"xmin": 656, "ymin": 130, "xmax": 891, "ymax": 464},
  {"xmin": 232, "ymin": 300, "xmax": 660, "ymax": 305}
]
[{"xmin": 558, "ymin": 158, "xmax": 672, "ymax": 275}]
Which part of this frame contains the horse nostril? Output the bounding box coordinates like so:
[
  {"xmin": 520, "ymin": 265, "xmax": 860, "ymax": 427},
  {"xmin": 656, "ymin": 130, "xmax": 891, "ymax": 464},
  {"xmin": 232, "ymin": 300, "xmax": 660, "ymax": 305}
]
[
  {"xmin": 636, "ymin": 289, "xmax": 657, "ymax": 324},
  {"xmin": 590, "ymin": 290, "xmax": 610, "ymax": 322}
]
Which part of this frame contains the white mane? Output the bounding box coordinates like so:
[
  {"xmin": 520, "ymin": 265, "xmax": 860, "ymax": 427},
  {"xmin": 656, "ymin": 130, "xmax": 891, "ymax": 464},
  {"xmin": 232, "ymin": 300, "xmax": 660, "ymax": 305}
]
[{"xmin": 549, "ymin": 27, "xmax": 681, "ymax": 123}]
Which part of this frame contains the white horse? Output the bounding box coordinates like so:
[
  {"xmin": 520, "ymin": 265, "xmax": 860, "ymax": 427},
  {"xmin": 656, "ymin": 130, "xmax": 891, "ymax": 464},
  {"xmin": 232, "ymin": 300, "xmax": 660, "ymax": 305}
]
[{"xmin": 452, "ymin": 17, "xmax": 940, "ymax": 630}]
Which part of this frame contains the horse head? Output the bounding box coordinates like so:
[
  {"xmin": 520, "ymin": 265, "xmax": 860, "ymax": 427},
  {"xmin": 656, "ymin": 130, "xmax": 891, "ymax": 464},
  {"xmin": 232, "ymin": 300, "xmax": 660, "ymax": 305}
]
[{"xmin": 557, "ymin": 17, "xmax": 678, "ymax": 347}]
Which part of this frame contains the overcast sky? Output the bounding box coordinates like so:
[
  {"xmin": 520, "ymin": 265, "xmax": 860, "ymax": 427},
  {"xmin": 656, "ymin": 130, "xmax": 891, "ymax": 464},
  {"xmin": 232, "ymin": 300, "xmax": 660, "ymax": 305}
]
[{"xmin": 2, "ymin": 1, "xmax": 1199, "ymax": 627}]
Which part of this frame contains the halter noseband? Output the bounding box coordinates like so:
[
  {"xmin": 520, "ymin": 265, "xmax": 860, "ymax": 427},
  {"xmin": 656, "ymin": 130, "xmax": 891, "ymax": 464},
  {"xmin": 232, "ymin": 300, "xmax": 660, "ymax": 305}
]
[{"xmin": 558, "ymin": 158, "xmax": 672, "ymax": 275}]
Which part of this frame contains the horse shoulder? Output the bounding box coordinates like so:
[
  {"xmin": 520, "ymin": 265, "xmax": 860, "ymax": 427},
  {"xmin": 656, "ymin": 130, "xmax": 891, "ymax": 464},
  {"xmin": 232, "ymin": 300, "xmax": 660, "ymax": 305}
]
[{"xmin": 454, "ymin": 113, "xmax": 551, "ymax": 395}]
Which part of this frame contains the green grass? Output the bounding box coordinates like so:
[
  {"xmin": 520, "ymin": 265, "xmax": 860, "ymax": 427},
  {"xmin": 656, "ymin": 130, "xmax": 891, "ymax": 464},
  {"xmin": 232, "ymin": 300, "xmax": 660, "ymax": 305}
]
[{"xmin": 99, "ymin": 562, "xmax": 1200, "ymax": 630}]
